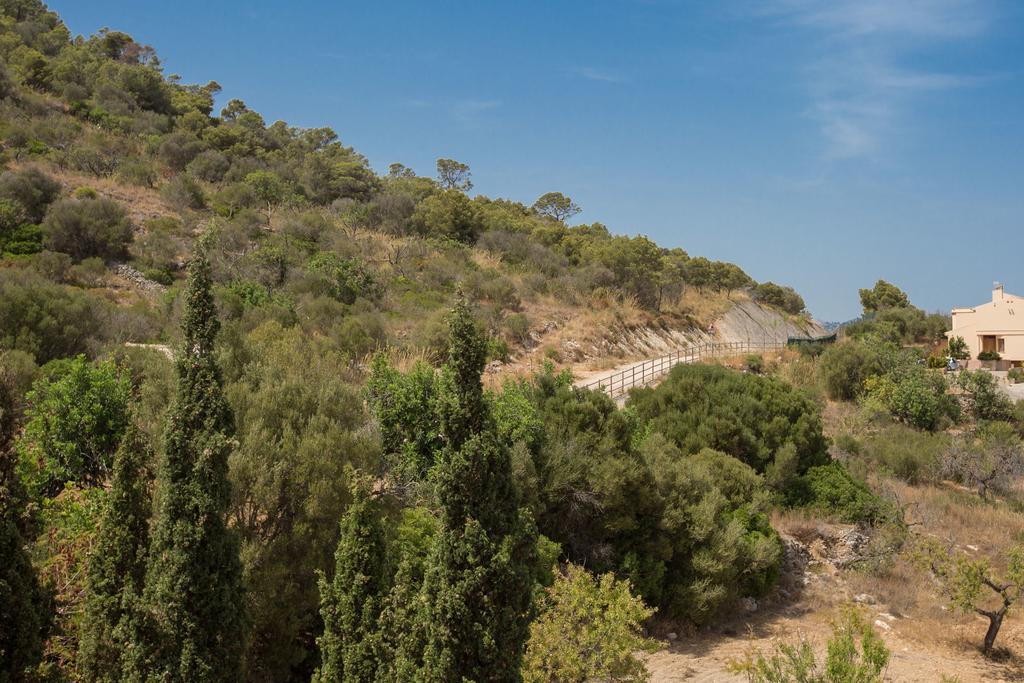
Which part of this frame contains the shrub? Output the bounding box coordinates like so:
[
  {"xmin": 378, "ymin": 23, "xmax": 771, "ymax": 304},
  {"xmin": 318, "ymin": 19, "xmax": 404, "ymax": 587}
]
[
  {"xmin": 187, "ymin": 149, "xmax": 231, "ymax": 182},
  {"xmin": 819, "ymin": 341, "xmax": 878, "ymax": 401},
  {"xmin": 942, "ymin": 421, "xmax": 1023, "ymax": 500},
  {"xmin": 978, "ymin": 350, "xmax": 1001, "ymax": 361},
  {"xmin": 629, "ymin": 363, "xmax": 830, "ymax": 476},
  {"xmin": 522, "ymin": 564, "xmax": 657, "ymax": 683},
  {"xmin": 860, "ymin": 426, "xmax": 948, "ymax": 485},
  {"xmin": 160, "ymin": 174, "xmax": 205, "ymax": 211},
  {"xmin": 745, "ymin": 353, "xmax": 765, "ymax": 374},
  {"xmin": 863, "ymin": 365, "xmax": 958, "ymax": 431},
  {"xmin": 731, "ymin": 606, "xmax": 890, "ymax": 682},
  {"xmin": 16, "ymin": 356, "xmax": 132, "ymax": 498},
  {"xmin": 117, "ymin": 159, "xmax": 157, "ymax": 188},
  {"xmin": 503, "ymin": 313, "xmax": 532, "ymax": 347},
  {"xmin": 42, "ymin": 197, "xmax": 134, "ymax": 261},
  {"xmin": 410, "ymin": 189, "xmax": 483, "ymax": 243},
  {"xmin": 0, "ymin": 166, "xmax": 61, "ymax": 223},
  {"xmin": 0, "ymin": 269, "xmax": 107, "ymax": 363},
  {"xmin": 797, "ymin": 462, "xmax": 896, "ymax": 525},
  {"xmin": 955, "ymin": 370, "xmax": 1014, "ymax": 422},
  {"xmin": 1009, "ymin": 368, "xmax": 1024, "ymax": 384},
  {"xmin": 157, "ymin": 132, "xmax": 203, "ymax": 171},
  {"xmin": 307, "ymin": 251, "xmax": 381, "ymax": 304}
]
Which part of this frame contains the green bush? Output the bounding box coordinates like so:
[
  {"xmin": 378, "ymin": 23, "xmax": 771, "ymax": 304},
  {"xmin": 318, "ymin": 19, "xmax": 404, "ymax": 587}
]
[
  {"xmin": 307, "ymin": 251, "xmax": 380, "ymax": 304},
  {"xmin": 186, "ymin": 149, "xmax": 231, "ymax": 182},
  {"xmin": 860, "ymin": 425, "xmax": 948, "ymax": 485},
  {"xmin": 863, "ymin": 364, "xmax": 958, "ymax": 431},
  {"xmin": 1009, "ymin": 368, "xmax": 1024, "ymax": 384},
  {"xmin": 629, "ymin": 363, "xmax": 830, "ymax": 476},
  {"xmin": 42, "ymin": 197, "xmax": 133, "ymax": 262},
  {"xmin": 522, "ymin": 564, "xmax": 657, "ymax": 683},
  {"xmin": 819, "ymin": 341, "xmax": 878, "ymax": 401},
  {"xmin": 0, "ymin": 268, "xmax": 109, "ymax": 363},
  {"xmin": 796, "ymin": 462, "xmax": 896, "ymax": 525},
  {"xmin": 731, "ymin": 606, "xmax": 890, "ymax": 682},
  {"xmin": 160, "ymin": 174, "xmax": 205, "ymax": 211},
  {"xmin": 0, "ymin": 166, "xmax": 61, "ymax": 223},
  {"xmin": 977, "ymin": 350, "xmax": 1001, "ymax": 361},
  {"xmin": 955, "ymin": 370, "xmax": 1014, "ymax": 422},
  {"xmin": 410, "ymin": 189, "xmax": 483, "ymax": 243},
  {"xmin": 16, "ymin": 356, "xmax": 131, "ymax": 498},
  {"xmin": 745, "ymin": 353, "xmax": 765, "ymax": 374},
  {"xmin": 116, "ymin": 159, "xmax": 157, "ymax": 188}
]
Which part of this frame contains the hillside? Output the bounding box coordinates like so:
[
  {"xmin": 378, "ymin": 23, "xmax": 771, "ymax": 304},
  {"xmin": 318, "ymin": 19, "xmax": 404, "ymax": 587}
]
[
  {"xmin": 21, "ymin": 5, "xmax": 1024, "ymax": 683},
  {"xmin": 0, "ymin": 1, "xmax": 811, "ymax": 381}
]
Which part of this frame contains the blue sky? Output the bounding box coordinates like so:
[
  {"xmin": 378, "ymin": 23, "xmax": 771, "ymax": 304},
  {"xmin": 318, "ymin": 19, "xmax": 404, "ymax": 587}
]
[{"xmin": 50, "ymin": 0, "xmax": 1024, "ymax": 320}]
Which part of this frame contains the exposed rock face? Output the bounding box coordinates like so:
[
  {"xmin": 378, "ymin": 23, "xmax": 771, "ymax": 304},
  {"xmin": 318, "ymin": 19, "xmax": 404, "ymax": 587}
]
[{"xmin": 712, "ymin": 299, "xmax": 828, "ymax": 346}]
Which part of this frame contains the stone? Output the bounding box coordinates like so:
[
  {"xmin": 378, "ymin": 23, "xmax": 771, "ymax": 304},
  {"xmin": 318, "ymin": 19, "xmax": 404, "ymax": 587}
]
[
  {"xmin": 873, "ymin": 619, "xmax": 891, "ymax": 631},
  {"xmin": 740, "ymin": 597, "xmax": 758, "ymax": 613},
  {"xmin": 666, "ymin": 632, "xmax": 678, "ymax": 642},
  {"xmin": 853, "ymin": 593, "xmax": 876, "ymax": 605}
]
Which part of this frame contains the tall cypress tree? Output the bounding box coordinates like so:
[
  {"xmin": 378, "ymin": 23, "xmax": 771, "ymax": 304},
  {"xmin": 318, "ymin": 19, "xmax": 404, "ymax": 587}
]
[
  {"xmin": 0, "ymin": 379, "xmax": 47, "ymax": 682},
  {"xmin": 419, "ymin": 296, "xmax": 538, "ymax": 681},
  {"xmin": 138, "ymin": 246, "xmax": 246, "ymax": 682},
  {"xmin": 313, "ymin": 475, "xmax": 389, "ymax": 683},
  {"xmin": 78, "ymin": 421, "xmax": 151, "ymax": 683}
]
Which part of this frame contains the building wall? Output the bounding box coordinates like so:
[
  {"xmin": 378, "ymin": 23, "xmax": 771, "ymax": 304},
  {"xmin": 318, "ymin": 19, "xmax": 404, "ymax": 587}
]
[{"xmin": 948, "ymin": 286, "xmax": 1024, "ymax": 362}]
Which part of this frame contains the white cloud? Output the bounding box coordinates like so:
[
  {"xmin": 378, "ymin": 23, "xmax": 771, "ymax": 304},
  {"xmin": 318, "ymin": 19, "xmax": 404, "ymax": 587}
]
[
  {"xmin": 752, "ymin": 0, "xmax": 995, "ymax": 159},
  {"xmin": 450, "ymin": 99, "xmax": 501, "ymax": 124},
  {"xmin": 570, "ymin": 66, "xmax": 629, "ymax": 84},
  {"xmin": 763, "ymin": 0, "xmax": 991, "ymax": 38}
]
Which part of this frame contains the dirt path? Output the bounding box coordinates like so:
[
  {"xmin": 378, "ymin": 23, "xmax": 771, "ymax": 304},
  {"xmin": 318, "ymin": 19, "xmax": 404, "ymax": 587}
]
[
  {"xmin": 644, "ymin": 538, "xmax": 1021, "ymax": 683},
  {"xmin": 646, "ymin": 615, "xmax": 1001, "ymax": 682}
]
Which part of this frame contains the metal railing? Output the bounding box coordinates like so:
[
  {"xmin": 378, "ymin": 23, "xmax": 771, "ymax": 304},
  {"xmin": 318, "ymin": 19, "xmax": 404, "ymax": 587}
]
[{"xmin": 577, "ymin": 339, "xmax": 785, "ymax": 400}]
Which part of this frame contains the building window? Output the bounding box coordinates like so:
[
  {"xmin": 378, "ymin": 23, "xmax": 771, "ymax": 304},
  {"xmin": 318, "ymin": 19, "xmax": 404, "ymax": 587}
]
[{"xmin": 999, "ymin": 338, "xmax": 1006, "ymax": 353}]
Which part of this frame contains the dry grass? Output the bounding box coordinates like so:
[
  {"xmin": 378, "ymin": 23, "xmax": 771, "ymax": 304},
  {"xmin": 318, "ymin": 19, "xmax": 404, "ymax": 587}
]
[
  {"xmin": 17, "ymin": 161, "xmax": 179, "ymax": 229},
  {"xmin": 670, "ymin": 288, "xmax": 743, "ymax": 328}
]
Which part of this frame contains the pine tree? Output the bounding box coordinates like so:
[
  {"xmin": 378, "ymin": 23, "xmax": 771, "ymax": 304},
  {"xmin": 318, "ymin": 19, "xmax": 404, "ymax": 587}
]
[
  {"xmin": 419, "ymin": 296, "xmax": 538, "ymax": 682},
  {"xmin": 137, "ymin": 246, "xmax": 246, "ymax": 682},
  {"xmin": 78, "ymin": 421, "xmax": 151, "ymax": 683},
  {"xmin": 0, "ymin": 379, "xmax": 47, "ymax": 682},
  {"xmin": 313, "ymin": 475, "xmax": 389, "ymax": 683}
]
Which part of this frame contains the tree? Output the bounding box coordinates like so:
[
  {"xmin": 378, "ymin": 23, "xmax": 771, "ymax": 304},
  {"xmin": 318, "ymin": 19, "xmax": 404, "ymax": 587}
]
[
  {"xmin": 942, "ymin": 421, "xmax": 1023, "ymax": 500},
  {"xmin": 78, "ymin": 421, "xmax": 152, "ymax": 682},
  {"xmin": 711, "ymin": 261, "xmax": 754, "ymax": 296},
  {"xmin": 244, "ymin": 171, "xmax": 288, "ymax": 213},
  {"xmin": 919, "ymin": 540, "xmax": 1024, "ymax": 654},
  {"xmin": 42, "ymin": 197, "xmax": 134, "ymax": 262},
  {"xmin": 137, "ymin": 245, "xmax": 246, "ymax": 682},
  {"xmin": 435, "ymin": 158, "xmax": 472, "ymax": 192},
  {"xmin": 818, "ymin": 341, "xmax": 879, "ymax": 401},
  {"xmin": 859, "ymin": 280, "xmax": 910, "ymax": 313},
  {"xmin": 948, "ymin": 336, "xmax": 970, "ymax": 362},
  {"xmin": 522, "ymin": 564, "xmax": 657, "ymax": 683},
  {"xmin": 0, "ymin": 360, "xmax": 48, "ymax": 681},
  {"xmin": 409, "ymin": 189, "xmax": 482, "ymax": 244},
  {"xmin": 225, "ymin": 323, "xmax": 381, "ymax": 681},
  {"xmin": 752, "ymin": 282, "xmax": 805, "ymax": 315},
  {"xmin": 955, "ymin": 370, "xmax": 1015, "ymax": 422},
  {"xmin": 313, "ymin": 475, "xmax": 389, "ymax": 683},
  {"xmin": 532, "ymin": 192, "xmax": 580, "ymax": 223},
  {"xmin": 418, "ymin": 296, "xmax": 538, "ymax": 681},
  {"xmin": 730, "ymin": 606, "xmax": 890, "ymax": 682},
  {"xmin": 17, "ymin": 355, "xmax": 132, "ymax": 497}
]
